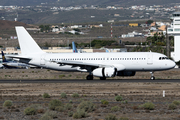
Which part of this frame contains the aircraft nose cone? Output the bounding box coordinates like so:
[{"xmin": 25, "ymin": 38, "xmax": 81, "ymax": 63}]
[{"xmin": 170, "ymin": 60, "xmax": 176, "ymax": 68}]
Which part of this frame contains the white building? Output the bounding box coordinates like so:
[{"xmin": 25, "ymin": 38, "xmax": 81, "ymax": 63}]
[
  {"xmin": 52, "ymin": 26, "xmax": 59, "ymax": 32},
  {"xmin": 150, "ymin": 27, "xmax": 157, "ymax": 31},
  {"xmin": 156, "ymin": 22, "xmax": 165, "ymax": 27},
  {"xmin": 121, "ymin": 31, "xmax": 143, "ymax": 38},
  {"xmin": 107, "ymin": 20, "xmax": 114, "ymax": 23},
  {"xmin": 69, "ymin": 30, "xmax": 76, "ymax": 34},
  {"xmin": 167, "ymin": 12, "xmax": 180, "ymax": 62},
  {"xmin": 70, "ymin": 25, "xmax": 79, "ymax": 28}
]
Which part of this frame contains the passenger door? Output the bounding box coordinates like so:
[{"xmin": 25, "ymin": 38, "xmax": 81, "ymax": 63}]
[{"xmin": 147, "ymin": 53, "xmax": 153, "ymax": 65}]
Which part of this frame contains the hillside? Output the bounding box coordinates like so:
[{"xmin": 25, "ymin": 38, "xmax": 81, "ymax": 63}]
[
  {"xmin": 0, "ymin": 20, "xmax": 35, "ymax": 38},
  {"xmin": 1, "ymin": 0, "xmax": 180, "ymax": 6},
  {"xmin": 0, "ymin": 19, "xmax": 147, "ymax": 48},
  {"xmin": 0, "ymin": 20, "xmax": 30, "ymax": 30},
  {"xmin": 0, "ymin": 0, "xmax": 57, "ymax": 6},
  {"xmin": 27, "ymin": 9, "xmax": 134, "ymax": 24}
]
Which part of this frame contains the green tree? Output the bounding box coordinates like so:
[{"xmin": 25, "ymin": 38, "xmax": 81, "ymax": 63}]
[
  {"xmin": 146, "ymin": 20, "xmax": 154, "ymax": 24},
  {"xmin": 73, "ymin": 28, "xmax": 81, "ymax": 32},
  {"xmin": 39, "ymin": 25, "xmax": 50, "ymax": 32},
  {"xmin": 39, "ymin": 25, "xmax": 44, "ymax": 32}
]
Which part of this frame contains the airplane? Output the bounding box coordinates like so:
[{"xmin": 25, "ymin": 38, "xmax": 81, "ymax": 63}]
[
  {"xmin": 11, "ymin": 26, "xmax": 176, "ymax": 80},
  {"xmin": 0, "ymin": 63, "xmax": 3, "ymax": 68},
  {"xmin": 1, "ymin": 51, "xmax": 30, "ymax": 69}
]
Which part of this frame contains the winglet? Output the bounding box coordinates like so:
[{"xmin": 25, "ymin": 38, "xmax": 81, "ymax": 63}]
[{"xmin": 15, "ymin": 26, "xmax": 44, "ymax": 55}]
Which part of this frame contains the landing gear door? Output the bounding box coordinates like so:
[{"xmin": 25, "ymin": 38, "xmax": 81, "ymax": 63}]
[{"xmin": 147, "ymin": 53, "xmax": 153, "ymax": 65}]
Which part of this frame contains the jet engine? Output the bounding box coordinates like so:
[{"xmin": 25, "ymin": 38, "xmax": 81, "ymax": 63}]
[
  {"xmin": 116, "ymin": 71, "xmax": 136, "ymax": 76},
  {"xmin": 92, "ymin": 67, "xmax": 117, "ymax": 77}
]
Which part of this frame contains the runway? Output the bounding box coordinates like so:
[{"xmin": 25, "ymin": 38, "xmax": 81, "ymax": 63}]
[{"xmin": 0, "ymin": 79, "xmax": 180, "ymax": 83}]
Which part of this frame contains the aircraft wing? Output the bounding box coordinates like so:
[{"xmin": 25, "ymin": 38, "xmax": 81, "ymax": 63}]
[
  {"xmin": 8, "ymin": 55, "xmax": 32, "ymax": 64},
  {"xmin": 2, "ymin": 63, "xmax": 21, "ymax": 68},
  {"xmin": 8, "ymin": 55, "xmax": 32, "ymax": 60},
  {"xmin": 55, "ymin": 60, "xmax": 100, "ymax": 67},
  {"xmin": 52, "ymin": 60, "xmax": 125, "ymax": 71}
]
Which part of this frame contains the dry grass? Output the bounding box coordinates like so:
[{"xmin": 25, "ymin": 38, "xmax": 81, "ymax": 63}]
[{"xmin": 0, "ymin": 69, "xmax": 179, "ymax": 119}]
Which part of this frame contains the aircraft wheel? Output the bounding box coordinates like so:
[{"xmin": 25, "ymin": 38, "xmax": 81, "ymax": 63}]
[
  {"xmin": 150, "ymin": 76, "xmax": 155, "ymax": 80},
  {"xmin": 86, "ymin": 75, "xmax": 93, "ymax": 80}
]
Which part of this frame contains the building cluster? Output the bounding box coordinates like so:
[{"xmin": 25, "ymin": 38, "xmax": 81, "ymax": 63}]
[
  {"xmin": 51, "ymin": 5, "xmax": 97, "ymax": 11},
  {"xmin": 50, "ymin": 21, "xmax": 171, "ymax": 38},
  {"xmin": 0, "ymin": 6, "xmax": 18, "ymax": 10},
  {"xmin": 50, "ymin": 24, "xmax": 103, "ymax": 34},
  {"xmin": 120, "ymin": 21, "xmax": 171, "ymax": 38},
  {"xmin": 129, "ymin": 5, "xmax": 176, "ymax": 11},
  {"xmin": 1, "ymin": 3, "xmax": 180, "ymax": 23},
  {"xmin": 50, "ymin": 4, "xmax": 178, "ymax": 12},
  {"xmin": 0, "ymin": 4, "xmax": 179, "ymax": 12},
  {"xmin": 148, "ymin": 22, "xmax": 170, "ymax": 36}
]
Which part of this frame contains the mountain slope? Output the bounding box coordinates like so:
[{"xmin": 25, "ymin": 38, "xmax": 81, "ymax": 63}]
[
  {"xmin": 1, "ymin": 0, "xmax": 180, "ymax": 6},
  {"xmin": 0, "ymin": 20, "xmax": 30, "ymax": 30}
]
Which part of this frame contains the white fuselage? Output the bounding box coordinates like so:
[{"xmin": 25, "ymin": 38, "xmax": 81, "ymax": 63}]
[{"xmin": 24, "ymin": 52, "xmax": 175, "ymax": 72}]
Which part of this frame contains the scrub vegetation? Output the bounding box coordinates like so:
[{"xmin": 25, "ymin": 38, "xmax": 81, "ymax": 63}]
[{"xmin": 0, "ymin": 69, "xmax": 180, "ymax": 119}]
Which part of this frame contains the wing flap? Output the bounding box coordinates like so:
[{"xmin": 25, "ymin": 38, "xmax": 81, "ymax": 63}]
[{"xmin": 56, "ymin": 60, "xmax": 100, "ymax": 67}]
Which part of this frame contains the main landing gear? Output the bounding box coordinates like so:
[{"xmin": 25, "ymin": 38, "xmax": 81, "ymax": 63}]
[
  {"xmin": 86, "ymin": 75, "xmax": 93, "ymax": 80},
  {"xmin": 150, "ymin": 72, "xmax": 155, "ymax": 80}
]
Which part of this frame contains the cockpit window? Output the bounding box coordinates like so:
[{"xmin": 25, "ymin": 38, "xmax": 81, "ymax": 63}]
[{"xmin": 159, "ymin": 57, "xmax": 169, "ymax": 60}]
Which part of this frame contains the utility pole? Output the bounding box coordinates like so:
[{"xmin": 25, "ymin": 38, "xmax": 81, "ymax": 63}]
[
  {"xmin": 90, "ymin": 37, "xmax": 91, "ymax": 49},
  {"xmin": 166, "ymin": 25, "xmax": 170, "ymax": 58},
  {"xmin": 111, "ymin": 23, "xmax": 112, "ymax": 38}
]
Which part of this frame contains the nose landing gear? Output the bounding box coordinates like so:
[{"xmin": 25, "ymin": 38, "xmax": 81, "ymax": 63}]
[{"xmin": 150, "ymin": 72, "xmax": 155, "ymax": 80}]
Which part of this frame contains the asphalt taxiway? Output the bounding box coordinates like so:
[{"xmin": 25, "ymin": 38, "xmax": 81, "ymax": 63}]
[{"xmin": 0, "ymin": 79, "xmax": 179, "ymax": 83}]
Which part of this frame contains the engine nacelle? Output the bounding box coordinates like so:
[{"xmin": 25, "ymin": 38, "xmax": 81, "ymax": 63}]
[
  {"xmin": 116, "ymin": 71, "xmax": 136, "ymax": 76},
  {"xmin": 93, "ymin": 67, "xmax": 117, "ymax": 77}
]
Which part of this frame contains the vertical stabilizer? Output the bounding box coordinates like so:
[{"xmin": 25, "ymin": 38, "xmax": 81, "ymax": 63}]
[
  {"xmin": 1, "ymin": 51, "xmax": 7, "ymax": 62},
  {"xmin": 72, "ymin": 41, "xmax": 78, "ymax": 53},
  {"xmin": 15, "ymin": 26, "xmax": 44, "ymax": 55},
  {"xmin": 106, "ymin": 49, "xmax": 109, "ymax": 53}
]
